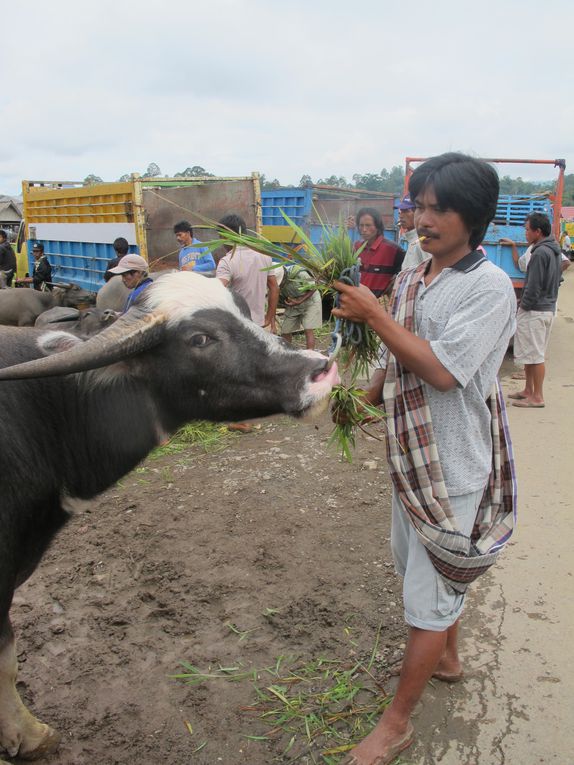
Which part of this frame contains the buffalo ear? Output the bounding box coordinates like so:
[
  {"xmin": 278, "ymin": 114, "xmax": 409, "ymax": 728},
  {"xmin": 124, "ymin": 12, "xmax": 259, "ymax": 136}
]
[{"xmin": 38, "ymin": 330, "xmax": 84, "ymax": 356}]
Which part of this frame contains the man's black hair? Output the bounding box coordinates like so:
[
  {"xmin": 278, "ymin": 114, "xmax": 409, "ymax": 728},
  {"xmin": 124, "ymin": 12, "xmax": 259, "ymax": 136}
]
[
  {"xmin": 0, "ymin": 229, "xmax": 7, "ymax": 240},
  {"xmin": 408, "ymin": 152, "xmax": 500, "ymax": 250},
  {"xmin": 173, "ymin": 220, "xmax": 193, "ymax": 235},
  {"xmin": 113, "ymin": 237, "xmax": 129, "ymax": 255},
  {"xmin": 32, "ymin": 242, "xmax": 44, "ymax": 253},
  {"xmin": 219, "ymin": 213, "xmax": 247, "ymax": 234},
  {"xmin": 525, "ymin": 212, "xmax": 551, "ymax": 237},
  {"xmin": 356, "ymin": 207, "xmax": 385, "ymax": 236}
]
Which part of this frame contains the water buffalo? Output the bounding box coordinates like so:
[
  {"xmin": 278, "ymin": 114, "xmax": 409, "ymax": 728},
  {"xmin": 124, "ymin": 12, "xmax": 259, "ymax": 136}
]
[
  {"xmin": 34, "ymin": 306, "xmax": 118, "ymax": 337},
  {"xmin": 0, "ymin": 271, "xmax": 339, "ymax": 762},
  {"xmin": 0, "ymin": 285, "xmax": 95, "ymax": 327},
  {"xmin": 95, "ymin": 275, "xmax": 131, "ymax": 311}
]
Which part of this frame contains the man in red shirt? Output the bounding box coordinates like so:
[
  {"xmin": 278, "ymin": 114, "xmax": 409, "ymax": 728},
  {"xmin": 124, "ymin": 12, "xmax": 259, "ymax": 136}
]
[{"xmin": 355, "ymin": 207, "xmax": 405, "ymax": 297}]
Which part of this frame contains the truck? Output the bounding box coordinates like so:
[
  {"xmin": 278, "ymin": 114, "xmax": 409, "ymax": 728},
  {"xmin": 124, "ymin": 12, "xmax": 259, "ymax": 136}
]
[
  {"xmin": 260, "ymin": 184, "xmax": 399, "ymax": 246},
  {"xmin": 404, "ymin": 156, "xmax": 567, "ymax": 296},
  {"xmin": 16, "ymin": 174, "xmax": 262, "ymax": 292}
]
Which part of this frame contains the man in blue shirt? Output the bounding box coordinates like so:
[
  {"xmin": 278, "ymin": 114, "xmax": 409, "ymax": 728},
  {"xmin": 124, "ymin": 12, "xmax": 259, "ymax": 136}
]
[
  {"xmin": 174, "ymin": 220, "xmax": 215, "ymax": 274},
  {"xmin": 108, "ymin": 254, "xmax": 154, "ymax": 312}
]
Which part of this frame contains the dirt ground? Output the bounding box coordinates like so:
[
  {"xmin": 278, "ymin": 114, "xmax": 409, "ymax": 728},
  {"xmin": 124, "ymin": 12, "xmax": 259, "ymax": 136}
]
[{"xmin": 12, "ymin": 409, "xmax": 408, "ymax": 765}]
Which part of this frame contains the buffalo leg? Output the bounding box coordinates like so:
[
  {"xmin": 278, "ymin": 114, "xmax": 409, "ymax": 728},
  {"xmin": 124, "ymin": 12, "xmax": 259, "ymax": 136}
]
[{"xmin": 0, "ymin": 619, "xmax": 60, "ymax": 760}]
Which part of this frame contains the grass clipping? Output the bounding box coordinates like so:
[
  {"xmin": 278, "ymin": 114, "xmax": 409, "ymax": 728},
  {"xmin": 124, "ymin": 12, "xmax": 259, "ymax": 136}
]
[
  {"xmin": 173, "ymin": 624, "xmax": 391, "ymax": 763},
  {"xmin": 205, "ymin": 211, "xmax": 385, "ymax": 460}
]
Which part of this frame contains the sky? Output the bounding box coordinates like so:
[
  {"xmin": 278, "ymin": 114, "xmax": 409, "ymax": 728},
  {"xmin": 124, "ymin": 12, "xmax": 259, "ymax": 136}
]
[{"xmin": 1, "ymin": 0, "xmax": 573, "ymax": 196}]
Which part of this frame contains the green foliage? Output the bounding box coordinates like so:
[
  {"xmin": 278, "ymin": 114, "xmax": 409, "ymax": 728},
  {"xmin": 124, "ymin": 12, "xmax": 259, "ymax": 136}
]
[
  {"xmin": 142, "ymin": 162, "xmax": 162, "ymax": 178},
  {"xmin": 174, "ymin": 625, "xmax": 392, "ymax": 763},
  {"xmin": 150, "ymin": 421, "xmax": 237, "ymax": 458},
  {"xmin": 83, "ymin": 174, "xmax": 103, "ymax": 185},
  {"xmin": 259, "ymin": 173, "xmax": 282, "ymax": 190},
  {"xmin": 174, "ymin": 165, "xmax": 214, "ymax": 178}
]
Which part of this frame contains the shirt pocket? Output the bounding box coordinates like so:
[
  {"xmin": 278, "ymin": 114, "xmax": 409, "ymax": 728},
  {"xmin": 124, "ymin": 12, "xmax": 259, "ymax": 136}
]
[{"xmin": 422, "ymin": 314, "xmax": 449, "ymax": 341}]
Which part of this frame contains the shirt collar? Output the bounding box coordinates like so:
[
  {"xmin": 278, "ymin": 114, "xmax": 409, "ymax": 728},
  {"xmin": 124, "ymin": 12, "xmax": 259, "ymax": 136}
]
[
  {"xmin": 366, "ymin": 235, "xmax": 384, "ymax": 250},
  {"xmin": 450, "ymin": 249, "xmax": 487, "ymax": 273}
]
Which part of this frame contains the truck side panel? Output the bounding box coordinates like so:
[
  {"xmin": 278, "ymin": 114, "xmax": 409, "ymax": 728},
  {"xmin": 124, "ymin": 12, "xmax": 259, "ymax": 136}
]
[
  {"xmin": 23, "ymin": 182, "xmax": 137, "ymax": 292},
  {"xmin": 141, "ymin": 177, "xmax": 261, "ymax": 270}
]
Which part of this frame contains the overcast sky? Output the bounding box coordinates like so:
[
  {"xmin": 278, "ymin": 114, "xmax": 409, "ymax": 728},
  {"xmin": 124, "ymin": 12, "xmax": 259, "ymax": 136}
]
[{"xmin": 1, "ymin": 0, "xmax": 572, "ymax": 196}]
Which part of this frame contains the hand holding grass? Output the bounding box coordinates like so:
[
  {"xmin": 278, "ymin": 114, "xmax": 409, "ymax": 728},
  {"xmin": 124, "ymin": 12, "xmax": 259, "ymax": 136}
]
[{"xmin": 332, "ymin": 280, "xmax": 383, "ymax": 326}]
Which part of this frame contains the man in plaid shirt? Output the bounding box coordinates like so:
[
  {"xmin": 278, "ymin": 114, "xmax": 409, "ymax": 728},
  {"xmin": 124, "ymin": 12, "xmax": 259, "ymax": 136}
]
[{"xmin": 333, "ymin": 153, "xmax": 517, "ymax": 765}]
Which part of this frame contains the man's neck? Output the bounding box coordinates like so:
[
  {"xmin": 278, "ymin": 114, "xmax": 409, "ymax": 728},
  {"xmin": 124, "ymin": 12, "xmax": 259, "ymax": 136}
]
[{"xmin": 426, "ymin": 246, "xmax": 473, "ymax": 282}]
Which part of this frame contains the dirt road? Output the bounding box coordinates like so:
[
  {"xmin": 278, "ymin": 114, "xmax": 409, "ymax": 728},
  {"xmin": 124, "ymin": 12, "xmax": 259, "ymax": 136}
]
[
  {"xmin": 8, "ymin": 273, "xmax": 572, "ymax": 765},
  {"xmin": 410, "ymin": 268, "xmax": 574, "ymax": 764}
]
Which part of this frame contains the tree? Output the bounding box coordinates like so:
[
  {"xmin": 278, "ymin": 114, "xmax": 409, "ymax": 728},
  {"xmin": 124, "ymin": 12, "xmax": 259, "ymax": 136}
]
[
  {"xmin": 260, "ymin": 176, "xmax": 282, "ymax": 190},
  {"xmin": 142, "ymin": 163, "xmax": 162, "ymax": 178},
  {"xmin": 174, "ymin": 165, "xmax": 214, "ymax": 178},
  {"xmin": 83, "ymin": 174, "xmax": 103, "ymax": 186},
  {"xmin": 298, "ymin": 175, "xmax": 313, "ymax": 188},
  {"xmin": 317, "ymin": 175, "xmax": 351, "ymax": 188},
  {"xmin": 117, "ymin": 173, "xmax": 132, "ymax": 182}
]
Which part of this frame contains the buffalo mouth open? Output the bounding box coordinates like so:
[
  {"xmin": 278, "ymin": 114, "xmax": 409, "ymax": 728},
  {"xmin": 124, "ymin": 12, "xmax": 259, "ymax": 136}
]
[{"xmin": 294, "ymin": 358, "xmax": 340, "ymax": 419}]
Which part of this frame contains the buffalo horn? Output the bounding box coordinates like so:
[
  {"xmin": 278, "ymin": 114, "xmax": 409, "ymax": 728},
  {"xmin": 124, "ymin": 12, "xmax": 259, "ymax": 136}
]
[{"xmin": 0, "ymin": 310, "xmax": 167, "ymax": 380}]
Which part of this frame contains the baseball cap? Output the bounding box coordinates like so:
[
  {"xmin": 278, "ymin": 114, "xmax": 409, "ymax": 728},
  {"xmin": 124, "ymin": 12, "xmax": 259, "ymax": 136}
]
[
  {"xmin": 396, "ymin": 195, "xmax": 416, "ymax": 211},
  {"xmin": 109, "ymin": 254, "xmax": 149, "ymax": 273}
]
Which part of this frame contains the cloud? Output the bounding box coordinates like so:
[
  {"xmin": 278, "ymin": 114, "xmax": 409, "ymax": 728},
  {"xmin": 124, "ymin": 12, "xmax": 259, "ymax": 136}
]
[{"xmin": 1, "ymin": 0, "xmax": 573, "ymax": 194}]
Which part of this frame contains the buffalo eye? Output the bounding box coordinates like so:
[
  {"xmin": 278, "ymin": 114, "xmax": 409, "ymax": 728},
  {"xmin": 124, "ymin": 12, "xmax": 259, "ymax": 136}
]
[{"xmin": 190, "ymin": 334, "xmax": 210, "ymax": 348}]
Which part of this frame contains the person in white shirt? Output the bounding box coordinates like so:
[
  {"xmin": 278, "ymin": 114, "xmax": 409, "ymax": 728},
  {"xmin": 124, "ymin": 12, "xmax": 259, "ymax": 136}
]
[{"xmin": 397, "ymin": 195, "xmax": 427, "ymax": 271}]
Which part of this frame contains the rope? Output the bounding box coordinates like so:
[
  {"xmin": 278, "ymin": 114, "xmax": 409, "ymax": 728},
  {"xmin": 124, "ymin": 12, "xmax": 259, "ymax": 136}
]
[{"xmin": 327, "ymin": 263, "xmax": 363, "ymax": 364}]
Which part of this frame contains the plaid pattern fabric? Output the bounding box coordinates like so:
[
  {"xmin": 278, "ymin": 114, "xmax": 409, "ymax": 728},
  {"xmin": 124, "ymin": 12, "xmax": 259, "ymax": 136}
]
[{"xmin": 384, "ymin": 262, "xmax": 517, "ymax": 594}]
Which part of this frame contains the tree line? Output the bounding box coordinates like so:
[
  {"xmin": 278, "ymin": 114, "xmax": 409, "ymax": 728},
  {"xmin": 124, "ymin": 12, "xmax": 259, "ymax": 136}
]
[{"xmin": 83, "ymin": 163, "xmax": 574, "ymax": 204}]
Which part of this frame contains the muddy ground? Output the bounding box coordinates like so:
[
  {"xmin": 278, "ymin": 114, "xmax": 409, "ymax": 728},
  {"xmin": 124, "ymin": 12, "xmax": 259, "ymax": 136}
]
[{"xmin": 12, "ymin": 409, "xmax": 408, "ymax": 765}]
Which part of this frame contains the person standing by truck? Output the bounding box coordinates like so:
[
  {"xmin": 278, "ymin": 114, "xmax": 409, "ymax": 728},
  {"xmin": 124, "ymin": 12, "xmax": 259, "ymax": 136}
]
[
  {"xmin": 0, "ymin": 230, "xmax": 17, "ymax": 287},
  {"xmin": 354, "ymin": 208, "xmax": 404, "ymax": 297},
  {"xmin": 31, "ymin": 243, "xmax": 53, "ymax": 291},
  {"xmin": 508, "ymin": 212, "xmax": 562, "ymax": 409},
  {"xmin": 396, "ymin": 195, "xmax": 427, "ymax": 271},
  {"xmin": 174, "ymin": 220, "xmax": 216, "ymax": 274}
]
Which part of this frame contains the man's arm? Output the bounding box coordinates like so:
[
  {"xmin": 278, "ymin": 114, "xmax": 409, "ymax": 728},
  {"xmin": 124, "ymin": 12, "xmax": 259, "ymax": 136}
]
[
  {"xmin": 216, "ymin": 256, "xmax": 231, "ymax": 288},
  {"xmin": 264, "ymin": 275, "xmax": 279, "ymax": 330},
  {"xmin": 193, "ymin": 252, "xmax": 217, "ymax": 273},
  {"xmin": 332, "ymin": 282, "xmax": 458, "ymax": 391},
  {"xmin": 499, "ymin": 238, "xmax": 521, "ymax": 269}
]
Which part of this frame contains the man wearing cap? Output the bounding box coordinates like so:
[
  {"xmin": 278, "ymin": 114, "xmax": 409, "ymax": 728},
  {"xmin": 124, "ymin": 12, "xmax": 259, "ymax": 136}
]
[
  {"xmin": 397, "ymin": 195, "xmax": 427, "ymax": 271},
  {"xmin": 31, "ymin": 243, "xmax": 53, "ymax": 291},
  {"xmin": 108, "ymin": 254, "xmax": 153, "ymax": 312}
]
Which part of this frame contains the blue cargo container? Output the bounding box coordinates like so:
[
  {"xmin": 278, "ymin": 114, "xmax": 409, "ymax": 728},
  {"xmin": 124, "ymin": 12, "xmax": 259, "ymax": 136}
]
[
  {"xmin": 261, "ymin": 187, "xmax": 398, "ymax": 247},
  {"xmin": 481, "ymin": 194, "xmax": 553, "ymax": 285}
]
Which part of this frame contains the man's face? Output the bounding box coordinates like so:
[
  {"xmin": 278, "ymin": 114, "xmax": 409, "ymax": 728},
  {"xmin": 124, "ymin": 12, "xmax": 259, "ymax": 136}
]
[
  {"xmin": 525, "ymin": 221, "xmax": 542, "ymax": 245},
  {"xmin": 33, "ymin": 248, "xmax": 42, "ymax": 260},
  {"xmin": 398, "ymin": 207, "xmax": 415, "ymax": 231},
  {"xmin": 176, "ymin": 230, "xmax": 193, "ymax": 247},
  {"xmin": 357, "ymin": 215, "xmax": 378, "ymax": 244},
  {"xmin": 414, "ymin": 187, "xmax": 471, "ymax": 258},
  {"xmin": 121, "ymin": 270, "xmax": 144, "ymax": 290}
]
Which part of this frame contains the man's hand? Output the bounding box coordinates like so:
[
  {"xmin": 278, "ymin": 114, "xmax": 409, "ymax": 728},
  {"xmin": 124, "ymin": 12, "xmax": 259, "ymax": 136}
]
[
  {"xmin": 331, "ymin": 280, "xmax": 382, "ymax": 325},
  {"xmin": 499, "ymin": 238, "xmax": 515, "ymax": 246}
]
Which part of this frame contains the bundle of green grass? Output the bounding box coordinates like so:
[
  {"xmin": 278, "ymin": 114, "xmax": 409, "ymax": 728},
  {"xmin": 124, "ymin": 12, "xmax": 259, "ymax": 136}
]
[{"xmin": 204, "ymin": 212, "xmax": 386, "ymax": 460}]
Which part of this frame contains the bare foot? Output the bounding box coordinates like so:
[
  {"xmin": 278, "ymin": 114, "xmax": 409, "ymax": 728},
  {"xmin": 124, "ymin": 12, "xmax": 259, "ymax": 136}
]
[
  {"xmin": 508, "ymin": 390, "xmax": 528, "ymax": 400},
  {"xmin": 389, "ymin": 656, "xmax": 463, "ymax": 683},
  {"xmin": 343, "ymin": 717, "xmax": 414, "ymax": 765},
  {"xmin": 512, "ymin": 398, "xmax": 545, "ymax": 409}
]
